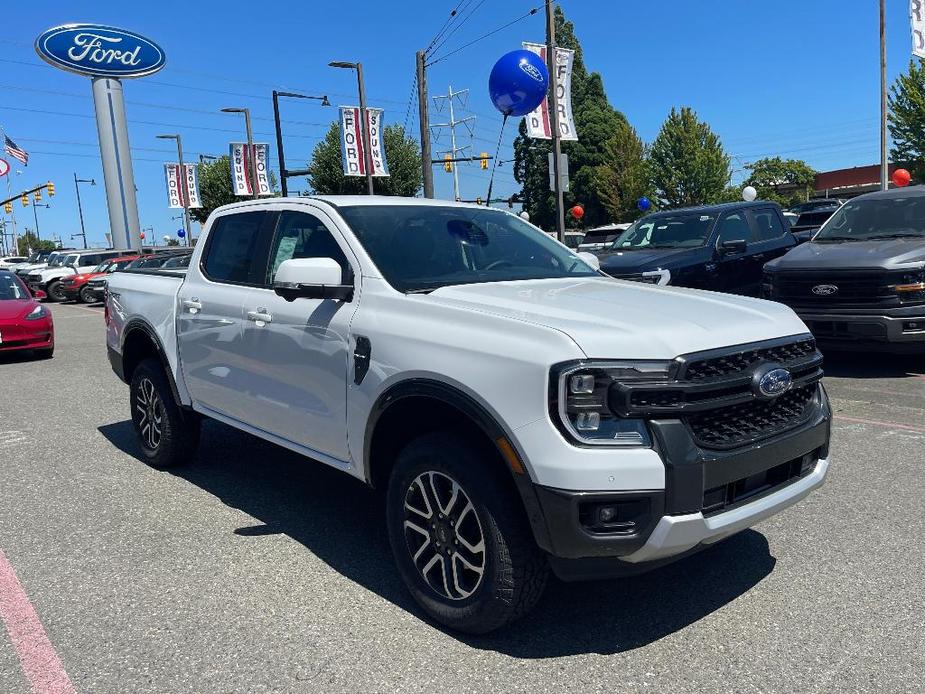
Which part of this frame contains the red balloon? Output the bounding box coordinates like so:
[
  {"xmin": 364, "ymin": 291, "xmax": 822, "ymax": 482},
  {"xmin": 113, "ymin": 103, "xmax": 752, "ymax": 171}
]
[
  {"xmin": 570, "ymin": 205, "xmax": 585, "ymax": 219},
  {"xmin": 139, "ymin": 232, "xmax": 145, "ymax": 240},
  {"xmin": 892, "ymin": 168, "xmax": 911, "ymax": 187}
]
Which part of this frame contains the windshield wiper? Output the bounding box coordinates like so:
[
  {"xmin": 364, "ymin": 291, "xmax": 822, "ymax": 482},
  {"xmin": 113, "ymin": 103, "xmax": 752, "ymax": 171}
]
[
  {"xmin": 815, "ymin": 235, "xmax": 861, "ymax": 242},
  {"xmin": 864, "ymin": 233, "xmax": 924, "ymax": 240}
]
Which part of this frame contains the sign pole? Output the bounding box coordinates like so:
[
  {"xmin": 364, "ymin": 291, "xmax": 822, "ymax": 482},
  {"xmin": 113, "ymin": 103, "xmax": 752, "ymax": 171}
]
[
  {"xmin": 175, "ymin": 139, "xmax": 193, "ymax": 246},
  {"xmin": 545, "ymin": 0, "xmax": 566, "ymax": 242},
  {"xmin": 92, "ymin": 77, "xmax": 141, "ymax": 250},
  {"xmin": 880, "ymin": 0, "xmax": 888, "ymax": 191}
]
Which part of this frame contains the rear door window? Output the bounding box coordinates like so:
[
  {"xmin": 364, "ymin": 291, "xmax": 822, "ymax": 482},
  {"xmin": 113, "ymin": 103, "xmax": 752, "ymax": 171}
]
[
  {"xmin": 750, "ymin": 209, "xmax": 787, "ymax": 241},
  {"xmin": 202, "ymin": 211, "xmax": 271, "ymax": 285}
]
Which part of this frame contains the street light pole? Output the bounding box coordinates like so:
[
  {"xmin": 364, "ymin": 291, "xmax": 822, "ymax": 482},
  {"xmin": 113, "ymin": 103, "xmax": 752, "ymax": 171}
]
[
  {"xmin": 157, "ymin": 134, "xmax": 193, "ymax": 246},
  {"xmin": 330, "ymin": 61, "xmax": 375, "ymax": 194},
  {"xmin": 73, "ymin": 173, "xmax": 95, "ymax": 250},
  {"xmin": 221, "ymin": 108, "xmax": 259, "ymax": 199},
  {"xmin": 31, "ymin": 203, "xmax": 50, "ymax": 241},
  {"xmin": 273, "ymin": 90, "xmax": 330, "ymax": 197},
  {"xmin": 879, "ymin": 0, "xmax": 889, "ymax": 191}
]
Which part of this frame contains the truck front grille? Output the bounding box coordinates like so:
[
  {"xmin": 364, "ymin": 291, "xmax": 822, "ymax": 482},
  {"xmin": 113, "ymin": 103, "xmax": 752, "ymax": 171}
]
[
  {"xmin": 682, "ymin": 337, "xmax": 816, "ymax": 381},
  {"xmin": 768, "ymin": 270, "xmax": 907, "ymax": 307}
]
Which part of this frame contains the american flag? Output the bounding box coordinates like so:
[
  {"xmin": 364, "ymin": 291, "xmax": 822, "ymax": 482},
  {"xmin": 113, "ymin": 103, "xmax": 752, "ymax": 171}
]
[{"xmin": 4, "ymin": 135, "xmax": 28, "ymax": 166}]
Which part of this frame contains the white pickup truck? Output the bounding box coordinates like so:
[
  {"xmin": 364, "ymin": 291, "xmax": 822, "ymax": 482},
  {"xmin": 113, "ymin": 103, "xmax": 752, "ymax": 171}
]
[{"xmin": 106, "ymin": 196, "xmax": 831, "ymax": 633}]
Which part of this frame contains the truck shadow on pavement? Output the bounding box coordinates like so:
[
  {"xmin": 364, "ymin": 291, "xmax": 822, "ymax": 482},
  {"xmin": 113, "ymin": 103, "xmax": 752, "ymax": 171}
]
[
  {"xmin": 821, "ymin": 350, "xmax": 924, "ymax": 379},
  {"xmin": 99, "ymin": 418, "xmax": 776, "ymax": 657}
]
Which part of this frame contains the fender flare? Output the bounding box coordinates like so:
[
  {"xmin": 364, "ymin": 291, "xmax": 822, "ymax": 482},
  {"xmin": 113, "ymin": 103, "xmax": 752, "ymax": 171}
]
[{"xmin": 120, "ymin": 318, "xmax": 183, "ymax": 407}]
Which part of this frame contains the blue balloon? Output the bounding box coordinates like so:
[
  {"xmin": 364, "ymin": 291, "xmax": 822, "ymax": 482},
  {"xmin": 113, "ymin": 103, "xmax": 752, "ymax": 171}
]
[
  {"xmin": 177, "ymin": 229, "xmax": 186, "ymax": 238},
  {"xmin": 489, "ymin": 50, "xmax": 550, "ymax": 117},
  {"xmin": 637, "ymin": 197, "xmax": 651, "ymax": 212}
]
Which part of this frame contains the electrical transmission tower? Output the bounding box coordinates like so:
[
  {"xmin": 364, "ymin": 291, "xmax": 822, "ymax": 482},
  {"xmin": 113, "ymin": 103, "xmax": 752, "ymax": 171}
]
[{"xmin": 431, "ymin": 85, "xmax": 475, "ymax": 201}]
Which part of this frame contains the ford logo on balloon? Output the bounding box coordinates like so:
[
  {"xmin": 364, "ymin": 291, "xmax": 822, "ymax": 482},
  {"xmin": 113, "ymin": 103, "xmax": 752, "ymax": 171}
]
[
  {"xmin": 489, "ymin": 49, "xmax": 550, "ymax": 117},
  {"xmin": 35, "ymin": 24, "xmax": 166, "ymax": 78}
]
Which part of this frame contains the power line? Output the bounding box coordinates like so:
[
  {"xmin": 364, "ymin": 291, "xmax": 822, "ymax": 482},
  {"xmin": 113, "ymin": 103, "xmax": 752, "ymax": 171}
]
[
  {"xmin": 424, "ymin": 0, "xmax": 471, "ymax": 54},
  {"xmin": 428, "ymin": 6, "xmax": 541, "ymax": 66},
  {"xmin": 429, "ymin": 0, "xmax": 489, "ymax": 56}
]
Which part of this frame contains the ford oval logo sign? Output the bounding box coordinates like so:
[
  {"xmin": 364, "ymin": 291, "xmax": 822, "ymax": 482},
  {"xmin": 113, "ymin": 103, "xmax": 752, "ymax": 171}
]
[
  {"xmin": 35, "ymin": 24, "xmax": 166, "ymax": 78},
  {"xmin": 752, "ymin": 365, "xmax": 793, "ymax": 399},
  {"xmin": 811, "ymin": 284, "xmax": 839, "ymax": 296},
  {"xmin": 519, "ymin": 60, "xmax": 544, "ymax": 82}
]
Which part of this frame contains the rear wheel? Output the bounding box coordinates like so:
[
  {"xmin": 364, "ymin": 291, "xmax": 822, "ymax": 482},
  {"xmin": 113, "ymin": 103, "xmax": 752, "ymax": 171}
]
[
  {"xmin": 386, "ymin": 430, "xmax": 548, "ymax": 634},
  {"xmin": 46, "ymin": 281, "xmax": 65, "ymax": 302},
  {"xmin": 129, "ymin": 358, "xmax": 199, "ymax": 468}
]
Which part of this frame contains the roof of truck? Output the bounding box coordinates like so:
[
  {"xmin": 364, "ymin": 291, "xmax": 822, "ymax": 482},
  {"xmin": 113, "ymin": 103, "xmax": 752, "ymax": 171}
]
[{"xmin": 215, "ymin": 195, "xmax": 512, "ymax": 213}]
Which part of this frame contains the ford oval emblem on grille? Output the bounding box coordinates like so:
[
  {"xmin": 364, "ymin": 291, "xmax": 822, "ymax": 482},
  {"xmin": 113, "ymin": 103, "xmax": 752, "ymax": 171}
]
[
  {"xmin": 752, "ymin": 365, "xmax": 793, "ymax": 399},
  {"xmin": 811, "ymin": 284, "xmax": 838, "ymax": 296}
]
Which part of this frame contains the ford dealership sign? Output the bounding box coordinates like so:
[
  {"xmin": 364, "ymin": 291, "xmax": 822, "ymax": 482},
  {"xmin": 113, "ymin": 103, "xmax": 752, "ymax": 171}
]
[{"xmin": 35, "ymin": 24, "xmax": 166, "ymax": 78}]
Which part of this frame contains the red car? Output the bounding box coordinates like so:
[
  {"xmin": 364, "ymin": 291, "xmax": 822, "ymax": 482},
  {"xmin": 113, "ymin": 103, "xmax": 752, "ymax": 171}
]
[
  {"xmin": 61, "ymin": 255, "xmax": 141, "ymax": 303},
  {"xmin": 0, "ymin": 270, "xmax": 54, "ymax": 358}
]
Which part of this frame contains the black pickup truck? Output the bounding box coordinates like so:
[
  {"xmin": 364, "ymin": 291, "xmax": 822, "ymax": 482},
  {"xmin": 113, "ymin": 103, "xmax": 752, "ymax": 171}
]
[
  {"xmin": 763, "ymin": 187, "xmax": 925, "ymax": 351},
  {"xmin": 596, "ymin": 201, "xmax": 796, "ymax": 296}
]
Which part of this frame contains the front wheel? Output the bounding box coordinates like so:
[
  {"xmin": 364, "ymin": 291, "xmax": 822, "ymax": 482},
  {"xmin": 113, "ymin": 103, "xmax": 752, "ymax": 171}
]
[
  {"xmin": 45, "ymin": 281, "xmax": 65, "ymax": 302},
  {"xmin": 129, "ymin": 358, "xmax": 199, "ymax": 469},
  {"xmin": 78, "ymin": 285, "xmax": 94, "ymax": 303},
  {"xmin": 386, "ymin": 431, "xmax": 548, "ymax": 634}
]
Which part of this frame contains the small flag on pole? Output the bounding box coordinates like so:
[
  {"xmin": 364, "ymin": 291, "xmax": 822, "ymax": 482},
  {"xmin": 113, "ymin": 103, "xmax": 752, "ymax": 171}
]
[{"xmin": 3, "ymin": 135, "xmax": 28, "ymax": 166}]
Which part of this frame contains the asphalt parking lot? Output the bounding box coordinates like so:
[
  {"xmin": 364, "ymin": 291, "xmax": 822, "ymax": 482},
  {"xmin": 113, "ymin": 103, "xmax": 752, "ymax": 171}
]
[{"xmin": 1, "ymin": 301, "xmax": 923, "ymax": 694}]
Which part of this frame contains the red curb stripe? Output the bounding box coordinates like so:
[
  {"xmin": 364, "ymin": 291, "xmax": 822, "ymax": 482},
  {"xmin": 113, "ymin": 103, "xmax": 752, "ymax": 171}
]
[
  {"xmin": 836, "ymin": 414, "xmax": 925, "ymax": 434},
  {"xmin": 0, "ymin": 549, "xmax": 75, "ymax": 694}
]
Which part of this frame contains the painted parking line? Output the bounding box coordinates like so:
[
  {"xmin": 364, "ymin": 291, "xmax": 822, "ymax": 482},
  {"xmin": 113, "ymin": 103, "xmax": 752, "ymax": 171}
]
[
  {"xmin": 0, "ymin": 549, "xmax": 75, "ymax": 694},
  {"xmin": 835, "ymin": 414, "xmax": 925, "ymax": 435}
]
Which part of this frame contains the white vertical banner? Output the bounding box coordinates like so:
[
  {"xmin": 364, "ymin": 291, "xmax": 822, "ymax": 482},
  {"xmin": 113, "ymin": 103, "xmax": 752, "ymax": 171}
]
[
  {"xmin": 229, "ymin": 143, "xmax": 272, "ymax": 196},
  {"xmin": 183, "ymin": 163, "xmax": 202, "ymax": 208},
  {"xmin": 164, "ymin": 163, "xmax": 183, "ymax": 208},
  {"xmin": 522, "ymin": 42, "xmax": 578, "ymax": 141},
  {"xmin": 912, "ymin": 0, "xmax": 925, "ymax": 58},
  {"xmin": 339, "ymin": 106, "xmax": 390, "ymax": 177}
]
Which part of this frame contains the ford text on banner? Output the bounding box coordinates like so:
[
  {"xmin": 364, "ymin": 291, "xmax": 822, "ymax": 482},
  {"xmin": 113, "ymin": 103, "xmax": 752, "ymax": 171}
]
[
  {"xmin": 522, "ymin": 42, "xmax": 578, "ymax": 141},
  {"xmin": 229, "ymin": 143, "xmax": 273, "ymax": 196},
  {"xmin": 339, "ymin": 107, "xmax": 390, "ymax": 177},
  {"xmin": 913, "ymin": 1, "xmax": 925, "ymax": 58},
  {"xmin": 164, "ymin": 163, "xmax": 203, "ymax": 208}
]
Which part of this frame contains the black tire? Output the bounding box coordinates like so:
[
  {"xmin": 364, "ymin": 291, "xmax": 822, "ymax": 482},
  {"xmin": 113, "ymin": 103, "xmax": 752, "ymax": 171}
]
[
  {"xmin": 129, "ymin": 358, "xmax": 199, "ymax": 469},
  {"xmin": 386, "ymin": 430, "xmax": 548, "ymax": 634},
  {"xmin": 45, "ymin": 281, "xmax": 65, "ymax": 302},
  {"xmin": 78, "ymin": 285, "xmax": 94, "ymax": 303}
]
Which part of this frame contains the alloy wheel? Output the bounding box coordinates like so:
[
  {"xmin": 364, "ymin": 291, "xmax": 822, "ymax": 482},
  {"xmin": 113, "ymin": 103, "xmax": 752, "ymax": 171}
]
[
  {"xmin": 402, "ymin": 471, "xmax": 486, "ymax": 601},
  {"xmin": 135, "ymin": 377, "xmax": 163, "ymax": 450}
]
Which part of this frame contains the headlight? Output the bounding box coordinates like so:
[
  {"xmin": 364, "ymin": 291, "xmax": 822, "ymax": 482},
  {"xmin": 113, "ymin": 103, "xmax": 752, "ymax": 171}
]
[
  {"xmin": 25, "ymin": 305, "xmax": 48, "ymax": 321},
  {"xmin": 893, "ymin": 269, "xmax": 925, "ymax": 304},
  {"xmin": 551, "ymin": 360, "xmax": 673, "ymax": 447}
]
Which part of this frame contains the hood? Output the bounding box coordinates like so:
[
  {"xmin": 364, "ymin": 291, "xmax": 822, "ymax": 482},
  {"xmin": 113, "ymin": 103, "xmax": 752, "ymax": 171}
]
[
  {"xmin": 425, "ymin": 277, "xmax": 807, "ymax": 359},
  {"xmin": 767, "ymin": 237, "xmax": 925, "ymax": 271},
  {"xmin": 0, "ymin": 300, "xmax": 34, "ymax": 321},
  {"xmin": 597, "ymin": 246, "xmax": 700, "ymax": 273}
]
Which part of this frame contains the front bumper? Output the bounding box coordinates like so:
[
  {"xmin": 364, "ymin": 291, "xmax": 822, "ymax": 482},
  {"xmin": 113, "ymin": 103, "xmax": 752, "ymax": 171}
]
[
  {"xmin": 529, "ymin": 391, "xmax": 830, "ymax": 581},
  {"xmin": 794, "ymin": 308, "xmax": 925, "ymax": 350},
  {"xmin": 0, "ymin": 323, "xmax": 53, "ymax": 352}
]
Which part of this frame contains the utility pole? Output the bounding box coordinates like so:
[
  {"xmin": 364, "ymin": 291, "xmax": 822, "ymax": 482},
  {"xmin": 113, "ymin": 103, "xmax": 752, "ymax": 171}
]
[
  {"xmin": 432, "ymin": 85, "xmax": 475, "ymax": 201},
  {"xmin": 879, "ymin": 0, "xmax": 888, "ymax": 191},
  {"xmin": 416, "ymin": 51, "xmax": 435, "ymax": 198},
  {"xmin": 546, "ymin": 0, "xmax": 566, "ymax": 241}
]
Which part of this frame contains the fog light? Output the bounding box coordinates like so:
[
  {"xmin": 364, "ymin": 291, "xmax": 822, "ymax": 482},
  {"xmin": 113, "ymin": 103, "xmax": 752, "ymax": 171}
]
[
  {"xmin": 598, "ymin": 506, "xmax": 617, "ymax": 523},
  {"xmin": 569, "ymin": 374, "xmax": 595, "ymax": 394},
  {"xmin": 575, "ymin": 411, "xmax": 600, "ymax": 431}
]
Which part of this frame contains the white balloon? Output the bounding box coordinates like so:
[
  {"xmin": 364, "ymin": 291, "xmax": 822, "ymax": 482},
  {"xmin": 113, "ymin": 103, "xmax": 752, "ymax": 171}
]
[
  {"xmin": 519, "ymin": 211, "xmax": 530, "ymax": 221},
  {"xmin": 742, "ymin": 185, "xmax": 757, "ymax": 202}
]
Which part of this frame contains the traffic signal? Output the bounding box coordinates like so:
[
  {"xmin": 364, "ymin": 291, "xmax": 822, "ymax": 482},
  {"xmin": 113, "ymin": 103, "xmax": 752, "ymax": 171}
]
[
  {"xmin": 444, "ymin": 154, "xmax": 453, "ymax": 173},
  {"xmin": 4, "ymin": 202, "xmax": 11, "ymax": 214},
  {"xmin": 34, "ymin": 190, "xmax": 42, "ymax": 202},
  {"xmin": 47, "ymin": 181, "xmax": 55, "ymax": 197},
  {"xmin": 480, "ymin": 152, "xmax": 489, "ymax": 170},
  {"xmin": 20, "ymin": 194, "xmax": 28, "ymax": 207},
  {"xmin": 475, "ymin": 197, "xmax": 482, "ymax": 206}
]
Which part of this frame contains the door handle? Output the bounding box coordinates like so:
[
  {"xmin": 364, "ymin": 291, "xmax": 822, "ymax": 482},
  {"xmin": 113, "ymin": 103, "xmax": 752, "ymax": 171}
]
[
  {"xmin": 246, "ymin": 309, "xmax": 272, "ymax": 324},
  {"xmin": 182, "ymin": 298, "xmax": 202, "ymax": 314}
]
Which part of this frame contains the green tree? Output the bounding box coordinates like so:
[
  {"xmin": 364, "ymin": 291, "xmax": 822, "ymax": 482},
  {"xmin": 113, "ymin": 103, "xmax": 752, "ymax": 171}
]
[
  {"xmin": 16, "ymin": 231, "xmax": 56, "ymax": 254},
  {"xmin": 513, "ymin": 5, "xmax": 628, "ymax": 229},
  {"xmin": 648, "ymin": 106, "xmax": 731, "ymax": 208},
  {"xmin": 591, "ymin": 121, "xmax": 653, "ymax": 222},
  {"xmin": 190, "ymin": 156, "xmax": 278, "ymax": 224},
  {"xmin": 306, "ymin": 123, "xmax": 422, "ymax": 196},
  {"xmin": 889, "ymin": 59, "xmax": 925, "ymax": 182},
  {"xmin": 743, "ymin": 157, "xmax": 817, "ymax": 207}
]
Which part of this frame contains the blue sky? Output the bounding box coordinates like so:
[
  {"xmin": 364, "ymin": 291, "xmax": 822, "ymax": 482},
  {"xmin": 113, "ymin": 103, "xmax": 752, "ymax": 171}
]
[{"xmin": 0, "ymin": 1, "xmax": 918, "ymax": 247}]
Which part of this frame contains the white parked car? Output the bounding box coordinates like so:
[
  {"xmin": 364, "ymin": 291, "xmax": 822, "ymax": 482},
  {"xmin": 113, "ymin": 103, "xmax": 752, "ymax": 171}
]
[
  {"xmin": 106, "ymin": 197, "xmax": 831, "ymax": 633},
  {"xmin": 577, "ymin": 223, "xmax": 631, "ymax": 254},
  {"xmin": 0, "ymin": 255, "xmax": 29, "ymax": 269},
  {"xmin": 26, "ymin": 249, "xmax": 123, "ymax": 301}
]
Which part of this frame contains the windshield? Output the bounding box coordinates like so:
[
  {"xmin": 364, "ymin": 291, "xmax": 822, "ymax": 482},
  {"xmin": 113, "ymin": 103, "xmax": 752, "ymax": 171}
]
[
  {"xmin": 611, "ymin": 213, "xmax": 716, "ymax": 250},
  {"xmin": 0, "ymin": 274, "xmax": 28, "ymax": 300},
  {"xmin": 338, "ymin": 205, "xmax": 598, "ymax": 293},
  {"xmin": 815, "ymin": 195, "xmax": 925, "ymax": 241},
  {"xmin": 46, "ymin": 253, "xmax": 64, "ymax": 267},
  {"xmin": 93, "ymin": 261, "xmax": 113, "ymax": 273},
  {"xmin": 583, "ymin": 227, "xmax": 622, "ymax": 244},
  {"xmin": 111, "ymin": 259, "xmax": 134, "ymax": 271},
  {"xmin": 63, "ymin": 254, "xmax": 80, "ymax": 267}
]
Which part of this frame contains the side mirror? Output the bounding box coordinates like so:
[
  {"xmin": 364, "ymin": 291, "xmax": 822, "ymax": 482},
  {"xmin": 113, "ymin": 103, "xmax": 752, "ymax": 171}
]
[
  {"xmin": 577, "ymin": 251, "xmax": 600, "ymax": 271},
  {"xmin": 33, "ymin": 289, "xmax": 47, "ymax": 300},
  {"xmin": 272, "ymin": 257, "xmax": 353, "ymax": 302},
  {"xmin": 719, "ymin": 239, "xmax": 747, "ymax": 255}
]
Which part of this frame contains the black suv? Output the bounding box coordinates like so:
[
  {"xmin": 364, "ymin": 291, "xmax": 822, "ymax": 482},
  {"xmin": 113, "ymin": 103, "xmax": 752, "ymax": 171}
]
[
  {"xmin": 597, "ymin": 201, "xmax": 796, "ymax": 296},
  {"xmin": 764, "ymin": 187, "xmax": 925, "ymax": 351}
]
